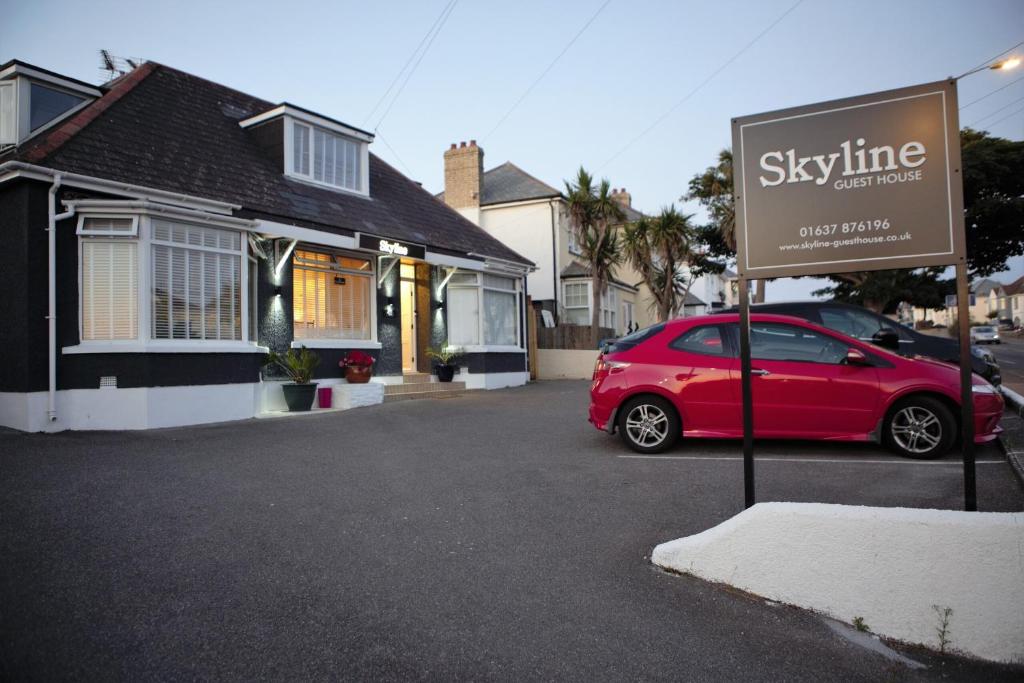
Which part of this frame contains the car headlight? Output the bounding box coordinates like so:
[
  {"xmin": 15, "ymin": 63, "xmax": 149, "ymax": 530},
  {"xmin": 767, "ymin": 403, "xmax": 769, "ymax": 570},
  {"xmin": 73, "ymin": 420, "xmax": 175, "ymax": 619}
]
[{"xmin": 971, "ymin": 384, "xmax": 998, "ymax": 395}]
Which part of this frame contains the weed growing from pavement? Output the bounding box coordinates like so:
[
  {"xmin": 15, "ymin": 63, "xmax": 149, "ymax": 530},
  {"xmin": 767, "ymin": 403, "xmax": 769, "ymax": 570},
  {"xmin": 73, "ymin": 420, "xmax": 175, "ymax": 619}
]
[
  {"xmin": 853, "ymin": 616, "xmax": 870, "ymax": 632},
  {"xmin": 933, "ymin": 605, "xmax": 954, "ymax": 653}
]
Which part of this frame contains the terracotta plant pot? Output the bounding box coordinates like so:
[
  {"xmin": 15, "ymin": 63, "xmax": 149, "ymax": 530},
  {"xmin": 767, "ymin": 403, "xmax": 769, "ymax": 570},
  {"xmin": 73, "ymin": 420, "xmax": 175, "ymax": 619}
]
[
  {"xmin": 282, "ymin": 383, "xmax": 317, "ymax": 411},
  {"xmin": 345, "ymin": 365, "xmax": 373, "ymax": 384}
]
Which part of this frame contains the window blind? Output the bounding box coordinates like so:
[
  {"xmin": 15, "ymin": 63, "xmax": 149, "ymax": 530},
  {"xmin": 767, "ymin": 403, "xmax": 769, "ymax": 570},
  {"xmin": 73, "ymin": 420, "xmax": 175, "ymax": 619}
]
[
  {"xmin": 292, "ymin": 250, "xmax": 372, "ymax": 340},
  {"xmin": 151, "ymin": 221, "xmax": 241, "ymax": 340},
  {"xmin": 81, "ymin": 240, "xmax": 137, "ymax": 340}
]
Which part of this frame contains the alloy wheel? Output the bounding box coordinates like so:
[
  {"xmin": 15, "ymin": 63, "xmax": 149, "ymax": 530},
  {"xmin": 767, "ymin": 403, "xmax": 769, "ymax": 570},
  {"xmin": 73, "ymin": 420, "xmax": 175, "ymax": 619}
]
[
  {"xmin": 890, "ymin": 406, "xmax": 943, "ymax": 455},
  {"xmin": 625, "ymin": 403, "xmax": 669, "ymax": 448}
]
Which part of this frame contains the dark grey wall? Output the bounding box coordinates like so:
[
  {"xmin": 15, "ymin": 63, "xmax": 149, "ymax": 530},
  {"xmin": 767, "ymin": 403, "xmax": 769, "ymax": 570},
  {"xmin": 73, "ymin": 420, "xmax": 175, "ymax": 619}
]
[
  {"xmin": 376, "ymin": 260, "xmax": 402, "ymax": 376},
  {"xmin": 0, "ymin": 181, "xmax": 46, "ymax": 392},
  {"xmin": 462, "ymin": 352, "xmax": 526, "ymax": 374}
]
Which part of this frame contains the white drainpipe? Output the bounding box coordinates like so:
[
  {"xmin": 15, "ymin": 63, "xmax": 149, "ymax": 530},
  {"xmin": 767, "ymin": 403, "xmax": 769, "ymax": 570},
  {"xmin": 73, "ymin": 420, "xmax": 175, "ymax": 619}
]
[{"xmin": 47, "ymin": 174, "xmax": 75, "ymax": 423}]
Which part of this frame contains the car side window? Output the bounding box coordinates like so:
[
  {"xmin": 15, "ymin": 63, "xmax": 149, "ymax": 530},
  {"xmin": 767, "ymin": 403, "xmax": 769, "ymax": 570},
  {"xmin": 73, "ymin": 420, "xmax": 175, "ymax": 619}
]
[
  {"xmin": 669, "ymin": 325, "xmax": 727, "ymax": 356},
  {"xmin": 820, "ymin": 307, "xmax": 899, "ymax": 341},
  {"xmin": 750, "ymin": 323, "xmax": 847, "ymax": 364}
]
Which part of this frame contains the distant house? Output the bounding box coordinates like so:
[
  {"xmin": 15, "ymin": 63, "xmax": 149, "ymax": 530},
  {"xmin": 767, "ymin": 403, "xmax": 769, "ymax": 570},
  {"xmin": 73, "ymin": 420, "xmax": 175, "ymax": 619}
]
[
  {"xmin": 437, "ymin": 142, "xmax": 655, "ymax": 334},
  {"xmin": 0, "ymin": 60, "xmax": 534, "ymax": 432},
  {"xmin": 1002, "ymin": 275, "xmax": 1024, "ymax": 326}
]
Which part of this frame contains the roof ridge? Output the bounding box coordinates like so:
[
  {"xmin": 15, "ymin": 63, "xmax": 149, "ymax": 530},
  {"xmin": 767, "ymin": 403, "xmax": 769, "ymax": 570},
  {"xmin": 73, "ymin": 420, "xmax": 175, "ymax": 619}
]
[
  {"xmin": 24, "ymin": 61, "xmax": 160, "ymax": 163},
  {"xmin": 491, "ymin": 161, "xmax": 562, "ymax": 197}
]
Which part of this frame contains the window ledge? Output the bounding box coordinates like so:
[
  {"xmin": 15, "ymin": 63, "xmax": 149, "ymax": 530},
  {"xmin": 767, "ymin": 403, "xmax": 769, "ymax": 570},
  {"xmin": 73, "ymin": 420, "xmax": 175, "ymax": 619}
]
[
  {"xmin": 63, "ymin": 342, "xmax": 269, "ymax": 355},
  {"xmin": 457, "ymin": 345, "xmax": 525, "ymax": 354},
  {"xmin": 291, "ymin": 339, "xmax": 382, "ymax": 350}
]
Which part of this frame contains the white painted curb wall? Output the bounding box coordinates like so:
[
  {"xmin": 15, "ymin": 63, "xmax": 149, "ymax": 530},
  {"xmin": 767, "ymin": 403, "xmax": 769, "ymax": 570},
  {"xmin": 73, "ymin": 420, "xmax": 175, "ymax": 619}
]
[{"xmin": 651, "ymin": 502, "xmax": 1024, "ymax": 663}]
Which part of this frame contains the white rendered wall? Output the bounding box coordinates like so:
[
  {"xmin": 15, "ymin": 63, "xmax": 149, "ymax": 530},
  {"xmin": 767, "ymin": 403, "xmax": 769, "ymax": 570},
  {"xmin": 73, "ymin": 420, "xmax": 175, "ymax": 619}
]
[
  {"xmin": 536, "ymin": 349, "xmax": 599, "ymax": 380},
  {"xmin": 652, "ymin": 502, "xmax": 1024, "ymax": 663},
  {"xmin": 457, "ymin": 369, "xmax": 529, "ymax": 390},
  {"xmin": 478, "ymin": 202, "xmax": 557, "ymax": 301}
]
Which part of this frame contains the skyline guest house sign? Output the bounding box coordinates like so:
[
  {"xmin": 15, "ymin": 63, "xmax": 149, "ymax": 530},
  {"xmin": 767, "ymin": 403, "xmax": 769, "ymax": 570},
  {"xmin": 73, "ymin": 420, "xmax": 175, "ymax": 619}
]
[
  {"xmin": 732, "ymin": 80, "xmax": 966, "ymax": 279},
  {"xmin": 357, "ymin": 233, "xmax": 426, "ymax": 260}
]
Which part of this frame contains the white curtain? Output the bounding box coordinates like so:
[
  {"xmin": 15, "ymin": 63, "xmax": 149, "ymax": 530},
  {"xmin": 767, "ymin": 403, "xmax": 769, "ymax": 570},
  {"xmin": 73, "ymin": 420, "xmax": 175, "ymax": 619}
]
[{"xmin": 448, "ymin": 287, "xmax": 480, "ymax": 345}]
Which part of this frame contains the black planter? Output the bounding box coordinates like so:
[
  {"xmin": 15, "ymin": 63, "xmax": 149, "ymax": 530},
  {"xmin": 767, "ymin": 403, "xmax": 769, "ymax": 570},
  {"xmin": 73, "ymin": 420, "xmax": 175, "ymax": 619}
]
[
  {"xmin": 282, "ymin": 382, "xmax": 318, "ymax": 411},
  {"xmin": 436, "ymin": 364, "xmax": 457, "ymax": 382}
]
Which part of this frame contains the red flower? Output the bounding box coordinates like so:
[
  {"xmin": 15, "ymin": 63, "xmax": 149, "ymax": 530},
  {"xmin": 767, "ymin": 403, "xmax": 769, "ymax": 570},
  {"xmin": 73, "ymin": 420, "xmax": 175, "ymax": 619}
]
[{"xmin": 340, "ymin": 350, "xmax": 375, "ymax": 368}]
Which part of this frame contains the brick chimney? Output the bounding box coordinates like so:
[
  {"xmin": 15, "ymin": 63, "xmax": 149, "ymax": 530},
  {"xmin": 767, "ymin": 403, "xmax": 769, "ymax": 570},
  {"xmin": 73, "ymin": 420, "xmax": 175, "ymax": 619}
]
[
  {"xmin": 443, "ymin": 140, "xmax": 483, "ymax": 209},
  {"xmin": 611, "ymin": 187, "xmax": 632, "ymax": 209}
]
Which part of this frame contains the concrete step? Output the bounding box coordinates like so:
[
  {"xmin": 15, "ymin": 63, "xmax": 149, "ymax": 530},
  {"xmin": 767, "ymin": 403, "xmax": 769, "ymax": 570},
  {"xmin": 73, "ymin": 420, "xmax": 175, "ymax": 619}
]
[
  {"xmin": 401, "ymin": 373, "xmax": 433, "ymax": 385},
  {"xmin": 384, "ymin": 388, "xmax": 468, "ymax": 403},
  {"xmin": 385, "ymin": 381, "xmax": 465, "ymax": 396}
]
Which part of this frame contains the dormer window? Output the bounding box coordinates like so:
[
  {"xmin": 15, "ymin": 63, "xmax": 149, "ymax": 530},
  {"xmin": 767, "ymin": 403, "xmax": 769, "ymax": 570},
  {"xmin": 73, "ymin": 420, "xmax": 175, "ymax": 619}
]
[
  {"xmin": 0, "ymin": 60, "xmax": 100, "ymax": 147},
  {"xmin": 291, "ymin": 122, "xmax": 362, "ymax": 192},
  {"xmin": 239, "ymin": 103, "xmax": 373, "ymax": 197}
]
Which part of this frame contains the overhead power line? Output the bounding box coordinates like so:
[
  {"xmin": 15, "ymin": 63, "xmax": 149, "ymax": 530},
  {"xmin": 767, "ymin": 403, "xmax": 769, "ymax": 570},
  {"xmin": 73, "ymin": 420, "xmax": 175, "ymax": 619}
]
[
  {"xmin": 967, "ymin": 93, "xmax": 1024, "ymax": 127},
  {"xmin": 364, "ymin": 0, "xmax": 457, "ymax": 126},
  {"xmin": 599, "ymin": 0, "xmax": 805, "ymax": 171},
  {"xmin": 372, "ymin": 0, "xmax": 459, "ymax": 132},
  {"xmin": 962, "ymin": 38, "xmax": 1024, "ymax": 75},
  {"xmin": 482, "ymin": 0, "xmax": 614, "ymax": 142},
  {"xmin": 960, "ymin": 74, "xmax": 1024, "ymax": 109},
  {"xmin": 972, "ymin": 102, "xmax": 1024, "ymax": 131}
]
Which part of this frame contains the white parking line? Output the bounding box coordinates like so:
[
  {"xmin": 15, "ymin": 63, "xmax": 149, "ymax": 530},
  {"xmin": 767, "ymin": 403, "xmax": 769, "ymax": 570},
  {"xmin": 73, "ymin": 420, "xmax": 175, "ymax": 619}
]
[{"xmin": 617, "ymin": 455, "xmax": 1006, "ymax": 466}]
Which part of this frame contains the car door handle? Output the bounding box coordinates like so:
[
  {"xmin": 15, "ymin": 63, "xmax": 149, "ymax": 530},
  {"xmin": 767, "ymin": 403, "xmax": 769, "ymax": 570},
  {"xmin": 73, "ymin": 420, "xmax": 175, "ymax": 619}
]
[{"xmin": 751, "ymin": 368, "xmax": 770, "ymax": 376}]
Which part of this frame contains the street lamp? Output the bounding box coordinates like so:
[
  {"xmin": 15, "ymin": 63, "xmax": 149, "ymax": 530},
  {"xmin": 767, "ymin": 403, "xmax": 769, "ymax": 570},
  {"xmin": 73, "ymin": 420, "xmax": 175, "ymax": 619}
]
[{"xmin": 955, "ymin": 55, "xmax": 1021, "ymax": 80}]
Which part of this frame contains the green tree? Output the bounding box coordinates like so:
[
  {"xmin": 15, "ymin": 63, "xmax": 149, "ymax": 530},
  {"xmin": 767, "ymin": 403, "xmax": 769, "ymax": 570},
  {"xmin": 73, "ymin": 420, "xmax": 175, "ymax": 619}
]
[
  {"xmin": 623, "ymin": 206, "xmax": 705, "ymax": 322},
  {"xmin": 685, "ymin": 148, "xmax": 766, "ymax": 303},
  {"xmin": 564, "ymin": 168, "xmax": 625, "ymax": 346},
  {"xmin": 811, "ymin": 268, "xmax": 952, "ymax": 315},
  {"xmin": 960, "ymin": 128, "xmax": 1024, "ymax": 277}
]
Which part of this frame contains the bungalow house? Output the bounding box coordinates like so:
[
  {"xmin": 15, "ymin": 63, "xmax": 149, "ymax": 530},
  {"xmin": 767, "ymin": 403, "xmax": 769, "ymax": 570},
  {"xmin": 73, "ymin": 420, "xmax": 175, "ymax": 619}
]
[
  {"xmin": 435, "ymin": 143, "xmax": 656, "ymax": 335},
  {"xmin": 0, "ymin": 60, "xmax": 533, "ymax": 432}
]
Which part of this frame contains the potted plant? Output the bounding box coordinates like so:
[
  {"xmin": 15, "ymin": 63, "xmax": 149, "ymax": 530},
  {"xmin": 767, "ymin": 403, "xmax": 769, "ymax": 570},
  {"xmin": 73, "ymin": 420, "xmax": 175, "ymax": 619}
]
[
  {"xmin": 426, "ymin": 346, "xmax": 462, "ymax": 382},
  {"xmin": 263, "ymin": 346, "xmax": 320, "ymax": 411},
  {"xmin": 340, "ymin": 350, "xmax": 375, "ymax": 383}
]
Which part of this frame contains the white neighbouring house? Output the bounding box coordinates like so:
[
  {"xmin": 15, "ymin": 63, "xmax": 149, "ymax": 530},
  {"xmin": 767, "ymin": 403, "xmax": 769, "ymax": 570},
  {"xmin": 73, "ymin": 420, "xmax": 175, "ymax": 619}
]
[{"xmin": 436, "ymin": 141, "xmax": 657, "ymax": 335}]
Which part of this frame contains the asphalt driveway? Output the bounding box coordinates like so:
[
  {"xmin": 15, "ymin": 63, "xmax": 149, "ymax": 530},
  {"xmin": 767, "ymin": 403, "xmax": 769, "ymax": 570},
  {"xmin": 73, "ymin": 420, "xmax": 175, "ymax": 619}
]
[{"xmin": 1, "ymin": 380, "xmax": 1021, "ymax": 681}]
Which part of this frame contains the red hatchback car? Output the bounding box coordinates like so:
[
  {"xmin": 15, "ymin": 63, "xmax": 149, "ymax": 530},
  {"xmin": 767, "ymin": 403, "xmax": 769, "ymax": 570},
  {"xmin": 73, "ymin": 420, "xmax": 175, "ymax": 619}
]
[{"xmin": 589, "ymin": 314, "xmax": 1004, "ymax": 459}]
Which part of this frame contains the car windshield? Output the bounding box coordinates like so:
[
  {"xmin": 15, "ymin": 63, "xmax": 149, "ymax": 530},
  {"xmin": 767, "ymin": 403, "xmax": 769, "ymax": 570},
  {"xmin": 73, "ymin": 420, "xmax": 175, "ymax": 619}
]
[{"xmin": 974, "ymin": 327, "xmax": 995, "ymax": 333}]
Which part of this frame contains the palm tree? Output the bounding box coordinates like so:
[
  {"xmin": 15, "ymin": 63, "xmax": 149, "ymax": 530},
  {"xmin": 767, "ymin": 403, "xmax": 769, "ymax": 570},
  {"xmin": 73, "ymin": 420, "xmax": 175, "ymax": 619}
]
[
  {"xmin": 623, "ymin": 206, "xmax": 696, "ymax": 322},
  {"xmin": 564, "ymin": 168, "xmax": 625, "ymax": 346},
  {"xmin": 686, "ymin": 148, "xmax": 765, "ymax": 303}
]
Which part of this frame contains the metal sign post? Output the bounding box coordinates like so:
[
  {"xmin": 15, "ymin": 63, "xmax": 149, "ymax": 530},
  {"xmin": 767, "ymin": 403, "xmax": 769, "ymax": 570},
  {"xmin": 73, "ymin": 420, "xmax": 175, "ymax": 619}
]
[
  {"xmin": 738, "ymin": 276, "xmax": 755, "ymax": 508},
  {"xmin": 732, "ymin": 79, "xmax": 974, "ymax": 511}
]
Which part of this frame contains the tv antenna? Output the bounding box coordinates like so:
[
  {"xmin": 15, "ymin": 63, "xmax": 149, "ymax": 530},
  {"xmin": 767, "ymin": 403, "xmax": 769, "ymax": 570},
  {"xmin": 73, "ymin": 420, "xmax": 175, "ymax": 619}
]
[{"xmin": 99, "ymin": 50, "xmax": 142, "ymax": 82}]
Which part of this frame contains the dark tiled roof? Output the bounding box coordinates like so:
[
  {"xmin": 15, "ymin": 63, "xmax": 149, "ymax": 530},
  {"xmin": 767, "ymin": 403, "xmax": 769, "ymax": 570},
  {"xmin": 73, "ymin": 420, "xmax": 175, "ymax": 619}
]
[
  {"xmin": 436, "ymin": 161, "xmax": 561, "ymax": 206},
  {"xmin": 7, "ymin": 63, "xmax": 531, "ymax": 265},
  {"xmin": 683, "ymin": 291, "xmax": 706, "ymax": 306},
  {"xmin": 560, "ymin": 261, "xmax": 638, "ymax": 291},
  {"xmin": 972, "ymin": 278, "xmax": 1002, "ymax": 295},
  {"xmin": 1001, "ymin": 275, "xmax": 1024, "ymax": 296}
]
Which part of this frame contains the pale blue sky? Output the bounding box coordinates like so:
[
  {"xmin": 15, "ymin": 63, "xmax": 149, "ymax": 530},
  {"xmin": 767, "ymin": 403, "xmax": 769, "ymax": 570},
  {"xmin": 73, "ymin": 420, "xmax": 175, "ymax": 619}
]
[{"xmin": 3, "ymin": 0, "xmax": 1023, "ymax": 298}]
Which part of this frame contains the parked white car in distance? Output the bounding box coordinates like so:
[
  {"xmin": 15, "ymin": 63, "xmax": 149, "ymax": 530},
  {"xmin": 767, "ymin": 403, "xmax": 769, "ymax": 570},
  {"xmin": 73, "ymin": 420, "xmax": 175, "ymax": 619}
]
[{"xmin": 970, "ymin": 325, "xmax": 1000, "ymax": 344}]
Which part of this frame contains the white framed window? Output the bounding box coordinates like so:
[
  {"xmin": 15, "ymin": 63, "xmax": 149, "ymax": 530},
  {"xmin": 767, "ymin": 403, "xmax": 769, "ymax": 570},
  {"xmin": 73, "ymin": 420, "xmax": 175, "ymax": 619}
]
[
  {"xmin": 562, "ymin": 281, "xmax": 590, "ymax": 325},
  {"xmin": 567, "ymin": 229, "xmax": 582, "ymax": 256},
  {"xmin": 0, "ymin": 81, "xmax": 16, "ymax": 146},
  {"xmin": 447, "ymin": 272, "xmax": 522, "ymax": 348},
  {"xmin": 78, "ymin": 217, "xmax": 138, "ymax": 341},
  {"xmin": 601, "ymin": 287, "xmax": 618, "ymax": 330},
  {"xmin": 292, "ymin": 249, "xmax": 374, "ymax": 341},
  {"xmin": 73, "ymin": 213, "xmax": 258, "ymax": 351},
  {"xmin": 288, "ymin": 120, "xmax": 365, "ymax": 194},
  {"xmin": 150, "ymin": 220, "xmax": 244, "ymax": 341},
  {"xmin": 621, "ymin": 301, "xmax": 634, "ymax": 333}
]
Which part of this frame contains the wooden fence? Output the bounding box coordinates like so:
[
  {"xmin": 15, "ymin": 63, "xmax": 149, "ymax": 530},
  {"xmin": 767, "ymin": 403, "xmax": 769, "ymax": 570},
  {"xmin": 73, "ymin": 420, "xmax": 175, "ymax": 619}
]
[{"xmin": 536, "ymin": 323, "xmax": 616, "ymax": 350}]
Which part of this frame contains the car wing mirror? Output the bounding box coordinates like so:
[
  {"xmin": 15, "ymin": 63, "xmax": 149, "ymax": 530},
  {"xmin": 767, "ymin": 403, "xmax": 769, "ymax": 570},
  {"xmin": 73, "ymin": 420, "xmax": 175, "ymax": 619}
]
[
  {"xmin": 870, "ymin": 328, "xmax": 900, "ymax": 352},
  {"xmin": 845, "ymin": 348, "xmax": 871, "ymax": 366}
]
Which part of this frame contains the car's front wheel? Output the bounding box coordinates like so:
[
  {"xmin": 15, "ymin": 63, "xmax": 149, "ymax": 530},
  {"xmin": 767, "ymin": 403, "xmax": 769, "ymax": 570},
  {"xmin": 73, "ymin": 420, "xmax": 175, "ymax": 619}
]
[
  {"xmin": 617, "ymin": 395, "xmax": 680, "ymax": 454},
  {"xmin": 883, "ymin": 396, "xmax": 956, "ymax": 459}
]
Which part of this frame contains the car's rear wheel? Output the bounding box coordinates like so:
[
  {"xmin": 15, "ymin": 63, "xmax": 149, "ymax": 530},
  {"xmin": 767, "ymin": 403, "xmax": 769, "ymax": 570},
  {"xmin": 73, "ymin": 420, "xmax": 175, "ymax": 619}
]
[
  {"xmin": 618, "ymin": 395, "xmax": 680, "ymax": 454},
  {"xmin": 883, "ymin": 396, "xmax": 956, "ymax": 459}
]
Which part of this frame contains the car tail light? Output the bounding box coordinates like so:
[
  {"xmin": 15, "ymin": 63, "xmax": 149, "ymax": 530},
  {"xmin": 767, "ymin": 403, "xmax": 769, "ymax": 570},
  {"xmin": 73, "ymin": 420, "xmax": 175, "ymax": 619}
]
[{"xmin": 593, "ymin": 356, "xmax": 630, "ymax": 380}]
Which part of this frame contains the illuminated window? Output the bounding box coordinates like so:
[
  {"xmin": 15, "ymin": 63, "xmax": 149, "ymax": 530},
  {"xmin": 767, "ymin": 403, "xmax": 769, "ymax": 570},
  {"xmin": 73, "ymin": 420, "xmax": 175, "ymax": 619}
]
[
  {"xmin": 78, "ymin": 217, "xmax": 138, "ymax": 340},
  {"xmin": 292, "ymin": 249, "xmax": 373, "ymax": 340}
]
